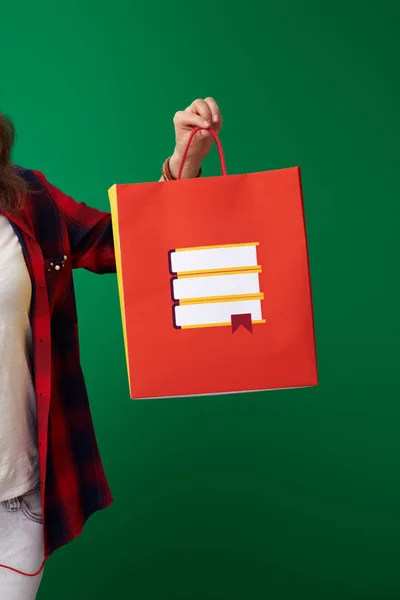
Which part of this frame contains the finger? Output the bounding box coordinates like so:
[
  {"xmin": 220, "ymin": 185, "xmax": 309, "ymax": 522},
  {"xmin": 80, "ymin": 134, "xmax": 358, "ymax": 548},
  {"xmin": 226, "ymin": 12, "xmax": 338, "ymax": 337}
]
[
  {"xmin": 174, "ymin": 111, "xmax": 211, "ymax": 130},
  {"xmin": 213, "ymin": 113, "xmax": 223, "ymax": 133},
  {"xmin": 204, "ymin": 97, "xmax": 221, "ymax": 124},
  {"xmin": 187, "ymin": 99, "xmax": 213, "ymax": 124}
]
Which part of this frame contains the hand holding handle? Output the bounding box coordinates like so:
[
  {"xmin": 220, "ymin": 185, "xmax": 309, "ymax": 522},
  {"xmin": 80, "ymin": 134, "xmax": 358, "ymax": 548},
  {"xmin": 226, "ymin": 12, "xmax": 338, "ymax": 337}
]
[{"xmin": 177, "ymin": 127, "xmax": 228, "ymax": 180}]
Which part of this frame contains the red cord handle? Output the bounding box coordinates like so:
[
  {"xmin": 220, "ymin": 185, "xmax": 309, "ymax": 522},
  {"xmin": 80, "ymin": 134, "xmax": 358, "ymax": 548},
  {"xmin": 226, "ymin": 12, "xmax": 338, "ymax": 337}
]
[
  {"xmin": 177, "ymin": 127, "xmax": 227, "ymax": 180},
  {"xmin": 0, "ymin": 558, "xmax": 46, "ymax": 577}
]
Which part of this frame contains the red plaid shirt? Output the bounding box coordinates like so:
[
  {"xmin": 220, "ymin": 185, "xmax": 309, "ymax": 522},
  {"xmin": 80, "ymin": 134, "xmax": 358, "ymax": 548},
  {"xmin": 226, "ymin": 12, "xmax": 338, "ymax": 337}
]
[{"xmin": 1, "ymin": 167, "xmax": 115, "ymax": 558}]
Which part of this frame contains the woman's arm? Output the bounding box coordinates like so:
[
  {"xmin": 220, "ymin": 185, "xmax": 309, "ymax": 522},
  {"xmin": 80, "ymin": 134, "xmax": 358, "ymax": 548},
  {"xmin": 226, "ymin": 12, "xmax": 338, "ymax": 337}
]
[{"xmin": 34, "ymin": 170, "xmax": 115, "ymax": 274}]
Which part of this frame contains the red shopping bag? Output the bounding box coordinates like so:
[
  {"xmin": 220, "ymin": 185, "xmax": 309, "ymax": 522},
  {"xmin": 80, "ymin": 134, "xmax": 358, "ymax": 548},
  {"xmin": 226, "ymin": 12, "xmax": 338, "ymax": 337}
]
[{"xmin": 109, "ymin": 128, "xmax": 317, "ymax": 399}]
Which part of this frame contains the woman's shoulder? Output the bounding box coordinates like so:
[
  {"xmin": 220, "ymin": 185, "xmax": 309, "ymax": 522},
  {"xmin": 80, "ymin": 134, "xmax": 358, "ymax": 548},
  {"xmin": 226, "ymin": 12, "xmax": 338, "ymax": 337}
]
[
  {"xmin": 13, "ymin": 165, "xmax": 47, "ymax": 185},
  {"xmin": 14, "ymin": 166, "xmax": 57, "ymax": 205}
]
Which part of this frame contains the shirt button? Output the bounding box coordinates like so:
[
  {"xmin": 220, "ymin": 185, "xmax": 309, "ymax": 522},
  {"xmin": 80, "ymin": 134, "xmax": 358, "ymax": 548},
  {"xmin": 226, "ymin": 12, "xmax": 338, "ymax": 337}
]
[{"xmin": 55, "ymin": 265, "xmax": 61, "ymax": 271}]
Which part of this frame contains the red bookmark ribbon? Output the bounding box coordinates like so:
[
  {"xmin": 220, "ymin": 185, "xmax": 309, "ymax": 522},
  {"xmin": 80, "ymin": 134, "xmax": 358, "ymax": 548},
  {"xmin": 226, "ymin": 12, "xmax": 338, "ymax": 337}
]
[{"xmin": 231, "ymin": 313, "xmax": 253, "ymax": 334}]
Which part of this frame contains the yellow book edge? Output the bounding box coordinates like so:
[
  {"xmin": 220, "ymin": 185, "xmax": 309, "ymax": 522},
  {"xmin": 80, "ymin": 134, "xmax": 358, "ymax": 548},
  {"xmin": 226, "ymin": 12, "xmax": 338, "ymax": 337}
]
[
  {"xmin": 179, "ymin": 293, "xmax": 264, "ymax": 306},
  {"xmin": 175, "ymin": 242, "xmax": 260, "ymax": 252},
  {"xmin": 181, "ymin": 320, "xmax": 266, "ymax": 330},
  {"xmin": 108, "ymin": 185, "xmax": 132, "ymax": 396}
]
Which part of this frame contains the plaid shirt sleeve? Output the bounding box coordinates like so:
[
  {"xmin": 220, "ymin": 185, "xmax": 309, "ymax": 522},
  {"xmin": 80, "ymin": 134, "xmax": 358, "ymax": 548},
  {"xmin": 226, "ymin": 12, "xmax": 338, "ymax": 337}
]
[{"xmin": 33, "ymin": 171, "xmax": 116, "ymax": 274}]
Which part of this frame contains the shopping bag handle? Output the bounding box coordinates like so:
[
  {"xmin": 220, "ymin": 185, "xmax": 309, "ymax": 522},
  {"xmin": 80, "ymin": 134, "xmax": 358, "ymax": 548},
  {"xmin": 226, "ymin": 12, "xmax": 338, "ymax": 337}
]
[{"xmin": 177, "ymin": 126, "xmax": 227, "ymax": 180}]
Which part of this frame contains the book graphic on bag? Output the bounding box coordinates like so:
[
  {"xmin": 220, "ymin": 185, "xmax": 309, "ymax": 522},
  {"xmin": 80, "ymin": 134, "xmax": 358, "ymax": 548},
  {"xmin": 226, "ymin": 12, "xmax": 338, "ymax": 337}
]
[{"xmin": 169, "ymin": 243, "xmax": 266, "ymax": 332}]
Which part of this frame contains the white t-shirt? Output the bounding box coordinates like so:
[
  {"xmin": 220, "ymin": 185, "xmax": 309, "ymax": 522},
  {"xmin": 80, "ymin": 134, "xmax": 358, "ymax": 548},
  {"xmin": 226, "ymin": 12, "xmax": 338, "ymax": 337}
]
[{"xmin": 0, "ymin": 215, "xmax": 39, "ymax": 501}]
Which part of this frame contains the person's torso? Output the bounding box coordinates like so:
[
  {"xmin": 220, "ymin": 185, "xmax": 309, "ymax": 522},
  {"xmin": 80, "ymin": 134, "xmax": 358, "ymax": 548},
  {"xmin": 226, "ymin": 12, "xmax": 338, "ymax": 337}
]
[
  {"xmin": 2, "ymin": 167, "xmax": 112, "ymax": 557},
  {"xmin": 0, "ymin": 215, "xmax": 39, "ymax": 501}
]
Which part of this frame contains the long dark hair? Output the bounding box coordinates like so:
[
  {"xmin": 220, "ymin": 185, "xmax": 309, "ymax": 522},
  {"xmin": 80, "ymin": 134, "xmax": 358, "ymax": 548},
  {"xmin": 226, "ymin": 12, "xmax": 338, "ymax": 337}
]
[{"xmin": 0, "ymin": 114, "xmax": 28, "ymax": 212}]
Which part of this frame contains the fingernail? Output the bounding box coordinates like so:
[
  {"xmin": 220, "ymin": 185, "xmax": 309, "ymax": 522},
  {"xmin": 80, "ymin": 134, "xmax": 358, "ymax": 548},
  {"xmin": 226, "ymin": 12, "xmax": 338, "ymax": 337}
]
[
  {"xmin": 203, "ymin": 120, "xmax": 211, "ymax": 128},
  {"xmin": 213, "ymin": 114, "xmax": 219, "ymax": 123}
]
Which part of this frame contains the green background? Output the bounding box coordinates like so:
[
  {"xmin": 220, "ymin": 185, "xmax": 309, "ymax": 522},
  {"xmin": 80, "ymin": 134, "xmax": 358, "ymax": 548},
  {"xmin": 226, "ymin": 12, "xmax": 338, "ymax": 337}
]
[{"xmin": 1, "ymin": 0, "xmax": 399, "ymax": 598}]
